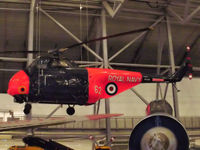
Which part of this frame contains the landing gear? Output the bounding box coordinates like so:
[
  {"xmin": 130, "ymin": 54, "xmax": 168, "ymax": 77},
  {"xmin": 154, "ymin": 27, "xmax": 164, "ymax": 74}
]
[
  {"xmin": 24, "ymin": 103, "xmax": 32, "ymax": 115},
  {"xmin": 14, "ymin": 95, "xmax": 26, "ymax": 104},
  {"xmin": 66, "ymin": 106, "xmax": 75, "ymax": 115}
]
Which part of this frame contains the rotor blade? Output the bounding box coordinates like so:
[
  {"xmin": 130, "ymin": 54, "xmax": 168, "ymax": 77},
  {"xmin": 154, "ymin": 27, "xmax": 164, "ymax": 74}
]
[
  {"xmin": 0, "ymin": 27, "xmax": 152, "ymax": 54},
  {"xmin": 0, "ymin": 50, "xmax": 45, "ymax": 54},
  {"xmin": 66, "ymin": 27, "xmax": 152, "ymax": 50}
]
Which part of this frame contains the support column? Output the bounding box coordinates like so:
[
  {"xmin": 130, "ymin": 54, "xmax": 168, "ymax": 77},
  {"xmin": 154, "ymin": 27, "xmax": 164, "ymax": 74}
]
[
  {"xmin": 94, "ymin": 17, "xmax": 102, "ymax": 114},
  {"xmin": 26, "ymin": 0, "xmax": 36, "ymax": 135},
  {"xmin": 166, "ymin": 16, "xmax": 179, "ymax": 119},
  {"xmin": 27, "ymin": 0, "xmax": 35, "ymax": 66},
  {"xmin": 101, "ymin": 9, "xmax": 111, "ymax": 146},
  {"xmin": 156, "ymin": 24, "xmax": 165, "ymax": 99}
]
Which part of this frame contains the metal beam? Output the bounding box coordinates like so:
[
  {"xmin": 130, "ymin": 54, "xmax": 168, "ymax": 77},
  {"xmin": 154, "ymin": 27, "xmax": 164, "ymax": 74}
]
[
  {"xmin": 46, "ymin": 105, "xmax": 62, "ymax": 119},
  {"xmin": 108, "ymin": 32, "xmax": 146, "ymax": 61},
  {"xmin": 1, "ymin": 0, "xmax": 200, "ymax": 19},
  {"xmin": 0, "ymin": 57, "xmax": 27, "ymax": 62},
  {"xmin": 156, "ymin": 23, "xmax": 165, "ymax": 99},
  {"xmin": 184, "ymin": 0, "xmax": 190, "ymax": 19},
  {"xmin": 94, "ymin": 17, "xmax": 102, "ymax": 114},
  {"xmin": 166, "ymin": 17, "xmax": 176, "ymax": 73},
  {"xmin": 112, "ymin": 0, "xmax": 127, "ymax": 17},
  {"xmin": 108, "ymin": 16, "xmax": 164, "ymax": 61},
  {"xmin": 0, "ymin": 0, "xmax": 29, "ymax": 4},
  {"xmin": 109, "ymin": 62, "xmax": 200, "ymax": 71},
  {"xmin": 103, "ymin": 1, "xmax": 115, "ymax": 17},
  {"xmin": 132, "ymin": 31, "xmax": 149, "ymax": 63},
  {"xmin": 39, "ymin": 8, "xmax": 103, "ymax": 61},
  {"xmin": 0, "ymin": 6, "xmax": 200, "ymax": 27},
  {"xmin": 166, "ymin": 16, "xmax": 179, "ymax": 119},
  {"xmin": 1, "ymin": 57, "xmax": 200, "ymax": 71},
  {"xmin": 123, "ymin": 8, "xmax": 163, "ymax": 16},
  {"xmin": 0, "ymin": 8, "xmax": 28, "ymax": 11},
  {"xmin": 0, "ymin": 58, "xmax": 104, "ymax": 64},
  {"xmin": 0, "ymin": 0, "xmax": 199, "ymax": 9},
  {"xmin": 41, "ymin": 1, "xmax": 101, "ymax": 9},
  {"xmin": 103, "ymin": 0, "xmax": 127, "ymax": 18},
  {"xmin": 163, "ymin": 83, "xmax": 169, "ymax": 100},
  {"xmin": 130, "ymin": 88, "xmax": 149, "ymax": 105},
  {"xmin": 109, "ymin": 62, "xmax": 170, "ymax": 68},
  {"xmin": 184, "ymin": 5, "xmax": 200, "ymax": 23},
  {"xmin": 74, "ymin": 61, "xmax": 101, "ymax": 65},
  {"xmin": 26, "ymin": 0, "xmax": 36, "ymax": 132},
  {"xmin": 81, "ymin": 17, "xmax": 96, "ymax": 61},
  {"xmin": 95, "ymin": 17, "xmax": 102, "ymax": 66},
  {"xmin": 0, "ymin": 0, "xmax": 102, "ymax": 9},
  {"xmin": 101, "ymin": 9, "xmax": 111, "ymax": 146},
  {"xmin": 161, "ymin": 68, "xmax": 170, "ymax": 75},
  {"xmin": 167, "ymin": 7, "xmax": 183, "ymax": 23},
  {"xmin": 0, "ymin": 69, "xmax": 19, "ymax": 72},
  {"xmin": 27, "ymin": 0, "xmax": 35, "ymax": 66},
  {"xmin": 102, "ymin": 12, "xmax": 109, "ymax": 69}
]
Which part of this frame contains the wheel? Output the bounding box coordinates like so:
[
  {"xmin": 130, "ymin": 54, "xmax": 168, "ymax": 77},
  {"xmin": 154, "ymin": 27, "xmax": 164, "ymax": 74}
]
[
  {"xmin": 14, "ymin": 96, "xmax": 24, "ymax": 103},
  {"xmin": 66, "ymin": 107, "xmax": 75, "ymax": 115},
  {"xmin": 23, "ymin": 108, "xmax": 30, "ymax": 115},
  {"xmin": 24, "ymin": 103, "xmax": 32, "ymax": 115},
  {"xmin": 25, "ymin": 103, "xmax": 32, "ymax": 110}
]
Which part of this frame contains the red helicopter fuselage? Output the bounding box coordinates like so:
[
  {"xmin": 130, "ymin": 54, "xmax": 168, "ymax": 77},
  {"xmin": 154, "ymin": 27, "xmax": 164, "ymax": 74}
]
[
  {"xmin": 7, "ymin": 55, "xmax": 191, "ymax": 115},
  {"xmin": 7, "ymin": 65, "xmax": 143, "ymax": 105}
]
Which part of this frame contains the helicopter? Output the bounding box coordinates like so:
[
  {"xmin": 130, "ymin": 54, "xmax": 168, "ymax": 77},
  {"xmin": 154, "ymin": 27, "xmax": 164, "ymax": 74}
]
[
  {"xmin": 4, "ymin": 26, "xmax": 192, "ymax": 116},
  {"xmin": 7, "ymin": 46, "xmax": 192, "ymax": 115}
]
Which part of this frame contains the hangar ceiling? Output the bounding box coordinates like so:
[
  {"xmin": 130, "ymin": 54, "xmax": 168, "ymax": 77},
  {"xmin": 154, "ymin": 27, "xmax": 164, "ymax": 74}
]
[{"xmin": 0, "ymin": 0, "xmax": 200, "ymax": 92}]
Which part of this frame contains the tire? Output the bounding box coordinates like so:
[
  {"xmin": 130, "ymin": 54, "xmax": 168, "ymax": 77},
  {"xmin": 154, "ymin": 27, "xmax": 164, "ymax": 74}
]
[
  {"xmin": 66, "ymin": 107, "xmax": 75, "ymax": 115},
  {"xmin": 24, "ymin": 103, "xmax": 32, "ymax": 115},
  {"xmin": 23, "ymin": 108, "xmax": 30, "ymax": 115},
  {"xmin": 25, "ymin": 103, "xmax": 32, "ymax": 110}
]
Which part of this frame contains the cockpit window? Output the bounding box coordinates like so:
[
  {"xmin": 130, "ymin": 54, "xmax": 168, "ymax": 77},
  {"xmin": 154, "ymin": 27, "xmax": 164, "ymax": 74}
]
[
  {"xmin": 49, "ymin": 58, "xmax": 78, "ymax": 68},
  {"xmin": 51, "ymin": 59, "xmax": 69, "ymax": 67},
  {"xmin": 29, "ymin": 56, "xmax": 50, "ymax": 69},
  {"xmin": 27, "ymin": 56, "xmax": 50, "ymax": 75},
  {"xmin": 37, "ymin": 57, "xmax": 50, "ymax": 69},
  {"xmin": 26, "ymin": 56, "xmax": 78, "ymax": 75}
]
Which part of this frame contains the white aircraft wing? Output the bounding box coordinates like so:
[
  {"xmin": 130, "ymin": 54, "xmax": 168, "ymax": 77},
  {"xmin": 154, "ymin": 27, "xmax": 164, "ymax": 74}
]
[{"xmin": 0, "ymin": 114, "xmax": 122, "ymax": 132}]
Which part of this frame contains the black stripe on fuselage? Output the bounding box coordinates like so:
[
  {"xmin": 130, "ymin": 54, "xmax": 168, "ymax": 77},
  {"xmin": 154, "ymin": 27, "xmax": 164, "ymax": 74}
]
[{"xmin": 28, "ymin": 68, "xmax": 89, "ymax": 105}]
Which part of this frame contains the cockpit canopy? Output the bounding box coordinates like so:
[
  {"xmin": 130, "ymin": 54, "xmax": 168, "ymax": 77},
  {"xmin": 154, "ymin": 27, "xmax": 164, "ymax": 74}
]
[{"xmin": 26, "ymin": 56, "xmax": 77, "ymax": 75}]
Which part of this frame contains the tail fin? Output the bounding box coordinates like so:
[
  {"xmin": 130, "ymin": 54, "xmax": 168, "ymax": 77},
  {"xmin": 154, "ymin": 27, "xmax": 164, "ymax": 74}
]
[
  {"xmin": 168, "ymin": 46, "xmax": 193, "ymax": 82},
  {"xmin": 142, "ymin": 46, "xmax": 193, "ymax": 83}
]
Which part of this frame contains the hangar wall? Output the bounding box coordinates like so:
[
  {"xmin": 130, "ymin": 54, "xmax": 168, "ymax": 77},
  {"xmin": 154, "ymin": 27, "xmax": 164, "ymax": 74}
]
[{"xmin": 0, "ymin": 77, "xmax": 199, "ymax": 117}]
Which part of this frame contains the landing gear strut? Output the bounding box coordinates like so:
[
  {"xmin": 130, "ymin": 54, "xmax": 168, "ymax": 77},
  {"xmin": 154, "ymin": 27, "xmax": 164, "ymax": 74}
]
[
  {"xmin": 24, "ymin": 103, "xmax": 32, "ymax": 115},
  {"xmin": 66, "ymin": 105, "xmax": 75, "ymax": 115}
]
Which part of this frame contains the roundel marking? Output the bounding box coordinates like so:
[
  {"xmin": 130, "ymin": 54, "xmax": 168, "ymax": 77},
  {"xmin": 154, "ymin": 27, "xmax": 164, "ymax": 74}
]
[
  {"xmin": 18, "ymin": 86, "xmax": 27, "ymax": 94},
  {"xmin": 105, "ymin": 82, "xmax": 118, "ymax": 95}
]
